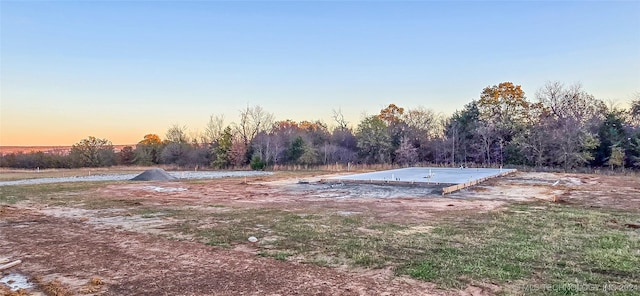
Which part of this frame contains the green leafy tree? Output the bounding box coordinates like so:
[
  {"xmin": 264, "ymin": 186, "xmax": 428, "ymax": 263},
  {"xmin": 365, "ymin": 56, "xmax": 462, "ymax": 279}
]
[
  {"xmin": 356, "ymin": 116, "xmax": 392, "ymax": 164},
  {"xmin": 477, "ymin": 82, "xmax": 537, "ymax": 165},
  {"xmin": 298, "ymin": 144, "xmax": 319, "ymax": 165},
  {"xmin": 250, "ymin": 155, "xmax": 266, "ymax": 170},
  {"xmin": 446, "ymin": 101, "xmax": 481, "ymax": 164},
  {"xmin": 594, "ymin": 111, "xmax": 627, "ymax": 166},
  {"xmin": 212, "ymin": 127, "xmax": 233, "ymax": 168},
  {"xmin": 627, "ymin": 133, "xmax": 640, "ymax": 168},
  {"xmin": 288, "ymin": 136, "xmax": 306, "ymax": 163},
  {"xmin": 378, "ymin": 104, "xmax": 408, "ymax": 160},
  {"xmin": 606, "ymin": 145, "xmax": 625, "ymax": 169},
  {"xmin": 69, "ymin": 136, "xmax": 115, "ymax": 167}
]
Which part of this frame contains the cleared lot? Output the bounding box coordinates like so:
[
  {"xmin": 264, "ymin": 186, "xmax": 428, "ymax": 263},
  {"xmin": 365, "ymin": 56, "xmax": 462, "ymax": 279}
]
[{"xmin": 1, "ymin": 169, "xmax": 639, "ymax": 295}]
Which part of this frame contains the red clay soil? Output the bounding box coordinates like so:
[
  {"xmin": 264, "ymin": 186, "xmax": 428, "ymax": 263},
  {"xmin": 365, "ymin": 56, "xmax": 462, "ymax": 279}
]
[{"xmin": 0, "ymin": 207, "xmax": 456, "ymax": 296}]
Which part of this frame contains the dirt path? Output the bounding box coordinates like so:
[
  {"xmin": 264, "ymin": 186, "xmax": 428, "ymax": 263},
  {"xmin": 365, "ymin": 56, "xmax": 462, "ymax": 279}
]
[{"xmin": 0, "ymin": 207, "xmax": 454, "ymax": 296}]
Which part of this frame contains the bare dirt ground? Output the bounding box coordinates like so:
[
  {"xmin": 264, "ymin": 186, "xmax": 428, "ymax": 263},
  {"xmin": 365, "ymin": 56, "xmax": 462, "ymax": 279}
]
[
  {"xmin": 1, "ymin": 207, "xmax": 450, "ymax": 296},
  {"xmin": 1, "ymin": 170, "xmax": 639, "ymax": 295}
]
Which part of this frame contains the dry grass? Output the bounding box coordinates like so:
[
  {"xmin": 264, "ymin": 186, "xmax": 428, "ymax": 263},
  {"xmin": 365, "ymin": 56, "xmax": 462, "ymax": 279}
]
[
  {"xmin": 0, "ymin": 287, "xmax": 31, "ymax": 296},
  {"xmin": 79, "ymin": 277, "xmax": 104, "ymax": 294},
  {"xmin": 36, "ymin": 279, "xmax": 73, "ymax": 296}
]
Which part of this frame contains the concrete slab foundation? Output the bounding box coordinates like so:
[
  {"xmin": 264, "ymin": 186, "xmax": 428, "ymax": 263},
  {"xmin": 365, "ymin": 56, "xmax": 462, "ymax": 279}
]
[{"xmin": 321, "ymin": 167, "xmax": 516, "ymax": 195}]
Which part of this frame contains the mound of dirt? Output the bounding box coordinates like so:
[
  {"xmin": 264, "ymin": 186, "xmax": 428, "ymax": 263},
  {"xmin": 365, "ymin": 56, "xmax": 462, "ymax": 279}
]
[{"xmin": 130, "ymin": 168, "xmax": 177, "ymax": 181}]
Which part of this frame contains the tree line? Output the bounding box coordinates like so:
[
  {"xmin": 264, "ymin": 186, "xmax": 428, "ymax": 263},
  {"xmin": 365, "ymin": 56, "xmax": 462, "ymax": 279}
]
[{"xmin": 2, "ymin": 81, "xmax": 639, "ymax": 171}]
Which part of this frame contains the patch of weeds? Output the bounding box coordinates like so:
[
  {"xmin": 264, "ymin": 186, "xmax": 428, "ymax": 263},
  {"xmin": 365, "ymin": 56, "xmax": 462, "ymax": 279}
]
[
  {"xmin": 135, "ymin": 208, "xmax": 154, "ymax": 217},
  {"xmin": 134, "ymin": 208, "xmax": 173, "ymax": 219},
  {"xmin": 312, "ymin": 257, "xmax": 331, "ymax": 267},
  {"xmin": 0, "ymin": 194, "xmax": 20, "ymax": 204},
  {"xmin": 340, "ymin": 216, "xmax": 361, "ymax": 225},
  {"xmin": 352, "ymin": 252, "xmax": 384, "ymax": 267},
  {"xmin": 405, "ymin": 261, "xmax": 438, "ymax": 281},
  {"xmin": 259, "ymin": 251, "xmax": 292, "ymax": 261},
  {"xmin": 367, "ymin": 223, "xmax": 406, "ymax": 231},
  {"xmin": 202, "ymin": 225, "xmax": 250, "ymax": 247}
]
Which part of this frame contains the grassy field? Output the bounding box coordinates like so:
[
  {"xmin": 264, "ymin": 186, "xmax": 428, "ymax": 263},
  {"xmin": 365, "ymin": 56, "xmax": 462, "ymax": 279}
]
[
  {"xmin": 1, "ymin": 176, "xmax": 639, "ymax": 295},
  {"xmin": 166, "ymin": 203, "xmax": 639, "ymax": 295}
]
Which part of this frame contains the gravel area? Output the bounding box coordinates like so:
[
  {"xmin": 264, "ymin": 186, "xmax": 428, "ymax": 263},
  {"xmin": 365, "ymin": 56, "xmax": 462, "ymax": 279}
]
[{"xmin": 0, "ymin": 171, "xmax": 272, "ymax": 186}]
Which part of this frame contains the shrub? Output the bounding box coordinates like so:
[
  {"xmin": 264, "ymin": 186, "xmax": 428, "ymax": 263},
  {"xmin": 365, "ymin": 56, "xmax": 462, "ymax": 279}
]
[{"xmin": 250, "ymin": 155, "xmax": 266, "ymax": 170}]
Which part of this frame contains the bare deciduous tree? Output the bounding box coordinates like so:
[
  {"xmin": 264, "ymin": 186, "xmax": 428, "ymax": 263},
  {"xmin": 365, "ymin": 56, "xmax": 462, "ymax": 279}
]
[
  {"xmin": 166, "ymin": 124, "xmax": 189, "ymax": 144},
  {"xmin": 536, "ymin": 81, "xmax": 606, "ymax": 124},
  {"xmin": 204, "ymin": 114, "xmax": 225, "ymax": 145},
  {"xmin": 236, "ymin": 105, "xmax": 274, "ymax": 147},
  {"xmin": 395, "ymin": 137, "xmax": 418, "ymax": 165},
  {"xmin": 332, "ymin": 108, "xmax": 349, "ymax": 131},
  {"xmin": 630, "ymin": 92, "xmax": 640, "ymax": 127},
  {"xmin": 403, "ymin": 106, "xmax": 442, "ymax": 140}
]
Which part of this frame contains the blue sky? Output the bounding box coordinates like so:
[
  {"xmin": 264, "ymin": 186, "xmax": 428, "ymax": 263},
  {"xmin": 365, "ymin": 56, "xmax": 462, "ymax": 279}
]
[{"xmin": 1, "ymin": 1, "xmax": 639, "ymax": 145}]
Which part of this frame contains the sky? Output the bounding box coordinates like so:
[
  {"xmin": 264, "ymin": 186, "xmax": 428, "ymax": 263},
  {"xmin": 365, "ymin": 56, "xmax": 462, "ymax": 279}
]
[{"xmin": 1, "ymin": 1, "xmax": 639, "ymax": 146}]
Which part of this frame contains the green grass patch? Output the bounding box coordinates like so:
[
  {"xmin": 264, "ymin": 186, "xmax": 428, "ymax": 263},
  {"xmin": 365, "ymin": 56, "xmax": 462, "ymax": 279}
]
[
  {"xmin": 135, "ymin": 208, "xmax": 176, "ymax": 219},
  {"xmin": 258, "ymin": 251, "xmax": 292, "ymax": 261},
  {"xmin": 396, "ymin": 204, "xmax": 640, "ymax": 295},
  {"xmin": 176, "ymin": 208, "xmax": 398, "ymax": 267}
]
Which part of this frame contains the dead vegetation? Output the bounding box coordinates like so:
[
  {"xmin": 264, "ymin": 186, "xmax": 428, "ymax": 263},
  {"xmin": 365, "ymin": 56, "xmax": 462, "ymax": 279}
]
[
  {"xmin": 79, "ymin": 277, "xmax": 104, "ymax": 294},
  {"xmin": 1, "ymin": 170, "xmax": 638, "ymax": 295},
  {"xmin": 39, "ymin": 279, "xmax": 72, "ymax": 296},
  {"xmin": 0, "ymin": 288, "xmax": 30, "ymax": 296}
]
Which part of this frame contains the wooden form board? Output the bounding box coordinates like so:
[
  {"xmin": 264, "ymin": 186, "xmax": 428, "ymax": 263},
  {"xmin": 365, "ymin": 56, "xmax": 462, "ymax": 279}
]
[
  {"xmin": 0, "ymin": 260, "xmax": 21, "ymax": 271},
  {"xmin": 441, "ymin": 170, "xmax": 517, "ymax": 195}
]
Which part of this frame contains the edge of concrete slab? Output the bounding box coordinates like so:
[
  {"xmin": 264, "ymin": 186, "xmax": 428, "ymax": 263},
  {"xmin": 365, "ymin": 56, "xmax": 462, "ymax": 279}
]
[{"xmin": 320, "ymin": 168, "xmax": 517, "ymax": 195}]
